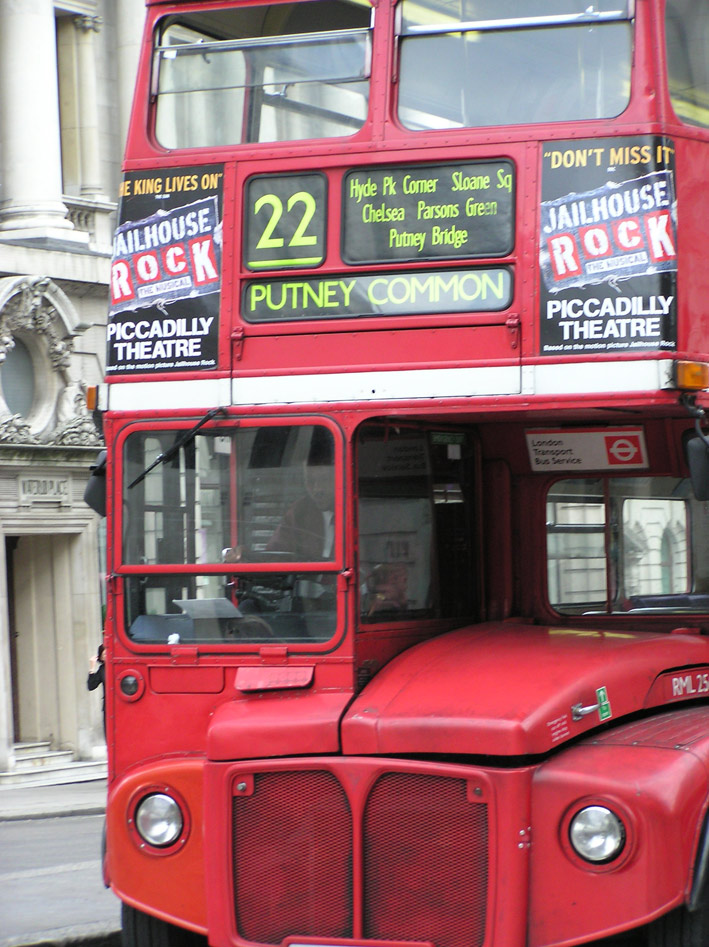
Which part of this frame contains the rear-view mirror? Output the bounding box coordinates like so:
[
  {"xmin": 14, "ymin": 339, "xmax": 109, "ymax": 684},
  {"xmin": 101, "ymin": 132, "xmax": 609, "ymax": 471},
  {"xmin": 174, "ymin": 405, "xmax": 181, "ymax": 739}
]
[
  {"xmin": 685, "ymin": 435, "xmax": 709, "ymax": 501},
  {"xmin": 84, "ymin": 449, "xmax": 107, "ymax": 516}
]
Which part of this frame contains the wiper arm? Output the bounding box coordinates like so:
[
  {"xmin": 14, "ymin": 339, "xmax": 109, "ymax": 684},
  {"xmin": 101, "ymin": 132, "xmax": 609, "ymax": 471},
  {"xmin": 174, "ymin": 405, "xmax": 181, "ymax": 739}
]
[{"xmin": 128, "ymin": 406, "xmax": 228, "ymax": 489}]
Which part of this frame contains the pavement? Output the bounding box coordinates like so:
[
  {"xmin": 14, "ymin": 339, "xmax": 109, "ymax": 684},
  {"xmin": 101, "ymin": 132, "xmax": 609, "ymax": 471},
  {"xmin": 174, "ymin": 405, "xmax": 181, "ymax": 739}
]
[{"xmin": 0, "ymin": 777, "xmax": 107, "ymax": 821}]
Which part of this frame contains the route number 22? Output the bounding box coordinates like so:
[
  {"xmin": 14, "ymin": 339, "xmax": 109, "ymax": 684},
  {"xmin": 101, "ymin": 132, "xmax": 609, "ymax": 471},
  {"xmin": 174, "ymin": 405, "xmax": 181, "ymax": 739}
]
[
  {"xmin": 255, "ymin": 192, "xmax": 318, "ymax": 250},
  {"xmin": 245, "ymin": 173, "xmax": 326, "ymax": 270}
]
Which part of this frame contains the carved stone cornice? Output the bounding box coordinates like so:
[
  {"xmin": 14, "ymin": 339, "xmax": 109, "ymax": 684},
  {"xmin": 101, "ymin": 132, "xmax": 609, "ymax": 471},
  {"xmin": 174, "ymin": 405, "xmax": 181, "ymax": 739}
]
[
  {"xmin": 74, "ymin": 15, "xmax": 103, "ymax": 33},
  {"xmin": 0, "ymin": 277, "xmax": 74, "ymax": 370},
  {"xmin": 0, "ymin": 276, "xmax": 103, "ymax": 447},
  {"xmin": 52, "ymin": 414, "xmax": 103, "ymax": 447},
  {"xmin": 0, "ymin": 416, "xmax": 40, "ymax": 446}
]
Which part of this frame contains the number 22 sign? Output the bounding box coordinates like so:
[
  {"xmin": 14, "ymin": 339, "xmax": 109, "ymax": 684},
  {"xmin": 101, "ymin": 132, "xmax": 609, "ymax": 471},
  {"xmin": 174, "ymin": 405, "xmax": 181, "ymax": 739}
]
[{"xmin": 244, "ymin": 172, "xmax": 327, "ymax": 270}]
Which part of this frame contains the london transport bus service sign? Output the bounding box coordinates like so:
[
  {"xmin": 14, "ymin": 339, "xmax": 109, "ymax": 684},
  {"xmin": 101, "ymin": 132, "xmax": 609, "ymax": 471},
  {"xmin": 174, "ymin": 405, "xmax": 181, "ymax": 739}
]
[{"xmin": 526, "ymin": 427, "xmax": 649, "ymax": 471}]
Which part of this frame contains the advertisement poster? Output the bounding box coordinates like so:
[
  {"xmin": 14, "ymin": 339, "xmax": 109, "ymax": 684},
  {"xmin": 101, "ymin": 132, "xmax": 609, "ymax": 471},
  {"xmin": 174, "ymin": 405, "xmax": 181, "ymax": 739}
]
[
  {"xmin": 539, "ymin": 137, "xmax": 677, "ymax": 355},
  {"xmin": 107, "ymin": 165, "xmax": 224, "ymax": 374}
]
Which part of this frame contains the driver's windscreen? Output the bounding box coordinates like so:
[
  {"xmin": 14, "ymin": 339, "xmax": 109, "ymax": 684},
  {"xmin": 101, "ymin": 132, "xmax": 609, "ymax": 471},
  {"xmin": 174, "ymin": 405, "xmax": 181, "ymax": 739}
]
[{"xmin": 122, "ymin": 423, "xmax": 337, "ymax": 644}]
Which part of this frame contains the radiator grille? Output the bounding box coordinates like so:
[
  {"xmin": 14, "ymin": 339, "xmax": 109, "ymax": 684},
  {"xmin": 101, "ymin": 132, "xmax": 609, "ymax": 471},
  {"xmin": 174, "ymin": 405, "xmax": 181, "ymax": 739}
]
[
  {"xmin": 232, "ymin": 767, "xmax": 489, "ymax": 947},
  {"xmin": 233, "ymin": 770, "xmax": 353, "ymax": 943},
  {"xmin": 363, "ymin": 772, "xmax": 488, "ymax": 947}
]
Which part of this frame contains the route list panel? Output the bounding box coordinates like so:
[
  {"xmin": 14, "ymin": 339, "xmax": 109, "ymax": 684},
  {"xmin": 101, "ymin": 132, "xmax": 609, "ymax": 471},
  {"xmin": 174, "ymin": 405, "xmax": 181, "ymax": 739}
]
[
  {"xmin": 342, "ymin": 161, "xmax": 515, "ymax": 263},
  {"xmin": 241, "ymin": 160, "xmax": 516, "ymax": 321}
]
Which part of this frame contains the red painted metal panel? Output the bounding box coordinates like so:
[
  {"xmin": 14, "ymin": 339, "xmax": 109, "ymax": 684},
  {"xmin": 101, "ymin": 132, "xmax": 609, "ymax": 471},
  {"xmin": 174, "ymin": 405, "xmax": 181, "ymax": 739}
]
[
  {"xmin": 342, "ymin": 624, "xmax": 709, "ymax": 756},
  {"xmin": 235, "ymin": 665, "xmax": 314, "ymax": 691},
  {"xmin": 529, "ymin": 708, "xmax": 709, "ymax": 946},
  {"xmin": 233, "ymin": 326, "xmax": 519, "ymax": 377},
  {"xmin": 107, "ymin": 759, "xmax": 208, "ymax": 934},
  {"xmin": 207, "ymin": 690, "xmax": 352, "ymax": 761},
  {"xmin": 149, "ymin": 666, "xmax": 224, "ymax": 693},
  {"xmin": 671, "ymin": 136, "xmax": 709, "ymax": 358}
]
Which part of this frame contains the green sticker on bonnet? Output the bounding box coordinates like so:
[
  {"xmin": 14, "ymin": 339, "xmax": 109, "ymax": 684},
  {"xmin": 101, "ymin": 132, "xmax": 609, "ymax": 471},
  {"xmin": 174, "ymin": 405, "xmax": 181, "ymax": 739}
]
[{"xmin": 596, "ymin": 685, "xmax": 612, "ymax": 721}]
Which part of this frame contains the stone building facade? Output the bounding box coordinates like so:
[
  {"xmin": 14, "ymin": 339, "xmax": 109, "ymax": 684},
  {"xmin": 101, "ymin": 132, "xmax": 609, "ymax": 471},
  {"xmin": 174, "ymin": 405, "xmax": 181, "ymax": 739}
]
[{"xmin": 0, "ymin": 0, "xmax": 144, "ymax": 773}]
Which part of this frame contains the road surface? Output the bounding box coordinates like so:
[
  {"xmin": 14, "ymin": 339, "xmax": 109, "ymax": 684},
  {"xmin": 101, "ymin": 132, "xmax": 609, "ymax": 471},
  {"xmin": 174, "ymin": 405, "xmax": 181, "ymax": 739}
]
[{"xmin": 0, "ymin": 812, "xmax": 120, "ymax": 947}]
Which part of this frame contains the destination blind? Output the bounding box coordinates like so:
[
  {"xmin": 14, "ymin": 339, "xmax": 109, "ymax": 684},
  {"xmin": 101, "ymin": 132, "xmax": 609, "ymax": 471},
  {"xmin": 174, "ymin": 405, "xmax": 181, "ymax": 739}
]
[
  {"xmin": 243, "ymin": 267, "xmax": 513, "ymax": 322},
  {"xmin": 342, "ymin": 160, "xmax": 515, "ymax": 263},
  {"xmin": 241, "ymin": 160, "xmax": 516, "ymax": 321}
]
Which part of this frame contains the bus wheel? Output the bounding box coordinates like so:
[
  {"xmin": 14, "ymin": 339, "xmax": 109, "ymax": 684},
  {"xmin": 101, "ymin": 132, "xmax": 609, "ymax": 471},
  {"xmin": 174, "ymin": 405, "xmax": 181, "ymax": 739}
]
[
  {"xmin": 647, "ymin": 904, "xmax": 709, "ymax": 947},
  {"xmin": 121, "ymin": 903, "xmax": 206, "ymax": 947}
]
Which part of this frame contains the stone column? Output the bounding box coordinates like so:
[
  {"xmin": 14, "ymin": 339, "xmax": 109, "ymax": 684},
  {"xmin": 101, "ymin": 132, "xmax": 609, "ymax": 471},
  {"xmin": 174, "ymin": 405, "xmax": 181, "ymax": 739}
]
[
  {"xmin": 0, "ymin": 0, "xmax": 75, "ymax": 236},
  {"xmin": 75, "ymin": 15, "xmax": 104, "ymax": 199},
  {"xmin": 115, "ymin": 0, "xmax": 146, "ymax": 152}
]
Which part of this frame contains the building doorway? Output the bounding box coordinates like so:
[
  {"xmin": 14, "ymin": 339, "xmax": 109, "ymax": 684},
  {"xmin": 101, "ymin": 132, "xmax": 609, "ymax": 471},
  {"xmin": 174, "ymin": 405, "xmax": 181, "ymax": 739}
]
[{"xmin": 6, "ymin": 532, "xmax": 88, "ymax": 751}]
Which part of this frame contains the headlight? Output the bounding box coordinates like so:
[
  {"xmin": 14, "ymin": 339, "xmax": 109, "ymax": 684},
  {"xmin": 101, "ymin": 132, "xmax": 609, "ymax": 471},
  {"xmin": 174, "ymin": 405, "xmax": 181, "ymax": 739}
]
[
  {"xmin": 569, "ymin": 805, "xmax": 625, "ymax": 863},
  {"xmin": 134, "ymin": 793, "xmax": 183, "ymax": 848}
]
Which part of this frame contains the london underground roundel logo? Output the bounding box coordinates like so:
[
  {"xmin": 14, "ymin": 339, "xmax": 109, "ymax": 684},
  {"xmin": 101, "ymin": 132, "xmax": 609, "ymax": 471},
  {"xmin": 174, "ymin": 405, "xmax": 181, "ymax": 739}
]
[{"xmin": 604, "ymin": 434, "xmax": 642, "ymax": 465}]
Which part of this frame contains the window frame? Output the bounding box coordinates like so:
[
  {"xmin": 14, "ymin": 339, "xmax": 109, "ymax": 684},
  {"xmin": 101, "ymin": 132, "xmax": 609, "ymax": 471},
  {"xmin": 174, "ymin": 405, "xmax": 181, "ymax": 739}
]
[
  {"xmin": 545, "ymin": 475, "xmax": 701, "ymax": 617},
  {"xmin": 150, "ymin": 1, "xmax": 374, "ymax": 149},
  {"xmin": 396, "ymin": 0, "xmax": 635, "ymax": 131},
  {"xmin": 114, "ymin": 415, "xmax": 346, "ymax": 650},
  {"xmin": 115, "ymin": 415, "xmax": 345, "ymax": 575}
]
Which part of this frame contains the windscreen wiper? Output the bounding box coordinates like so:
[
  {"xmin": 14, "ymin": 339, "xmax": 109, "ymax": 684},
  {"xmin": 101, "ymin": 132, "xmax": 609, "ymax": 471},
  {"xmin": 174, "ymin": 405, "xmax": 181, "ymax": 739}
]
[{"xmin": 128, "ymin": 406, "xmax": 228, "ymax": 489}]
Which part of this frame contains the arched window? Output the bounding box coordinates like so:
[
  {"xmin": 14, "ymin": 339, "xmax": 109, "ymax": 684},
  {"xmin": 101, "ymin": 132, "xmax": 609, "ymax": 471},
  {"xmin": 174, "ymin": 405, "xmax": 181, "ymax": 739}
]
[{"xmin": 0, "ymin": 336, "xmax": 35, "ymax": 418}]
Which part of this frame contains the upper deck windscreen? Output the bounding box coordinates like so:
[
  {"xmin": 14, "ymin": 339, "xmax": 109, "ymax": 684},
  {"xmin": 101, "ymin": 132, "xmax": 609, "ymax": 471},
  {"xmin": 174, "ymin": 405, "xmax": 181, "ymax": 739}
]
[
  {"xmin": 666, "ymin": 0, "xmax": 709, "ymax": 127},
  {"xmin": 153, "ymin": 0, "xmax": 371, "ymax": 147},
  {"xmin": 398, "ymin": 0, "xmax": 633, "ymax": 130}
]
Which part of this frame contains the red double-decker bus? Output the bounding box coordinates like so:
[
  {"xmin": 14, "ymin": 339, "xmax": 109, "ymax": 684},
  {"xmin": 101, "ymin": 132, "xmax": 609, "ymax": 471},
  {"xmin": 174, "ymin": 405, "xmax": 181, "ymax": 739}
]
[{"xmin": 86, "ymin": 1, "xmax": 709, "ymax": 944}]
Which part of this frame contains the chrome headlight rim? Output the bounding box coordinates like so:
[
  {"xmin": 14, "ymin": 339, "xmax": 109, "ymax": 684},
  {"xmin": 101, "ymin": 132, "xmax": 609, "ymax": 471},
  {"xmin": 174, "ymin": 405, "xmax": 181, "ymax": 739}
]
[
  {"xmin": 135, "ymin": 792, "xmax": 183, "ymax": 848},
  {"xmin": 568, "ymin": 803, "xmax": 627, "ymax": 865},
  {"xmin": 128, "ymin": 784, "xmax": 190, "ymax": 855}
]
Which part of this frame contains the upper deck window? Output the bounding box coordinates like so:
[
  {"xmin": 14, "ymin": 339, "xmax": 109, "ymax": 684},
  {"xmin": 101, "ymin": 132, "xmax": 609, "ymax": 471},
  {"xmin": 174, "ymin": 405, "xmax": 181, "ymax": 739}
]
[
  {"xmin": 398, "ymin": 0, "xmax": 633, "ymax": 131},
  {"xmin": 153, "ymin": 0, "xmax": 372, "ymax": 148},
  {"xmin": 666, "ymin": 0, "xmax": 709, "ymax": 128}
]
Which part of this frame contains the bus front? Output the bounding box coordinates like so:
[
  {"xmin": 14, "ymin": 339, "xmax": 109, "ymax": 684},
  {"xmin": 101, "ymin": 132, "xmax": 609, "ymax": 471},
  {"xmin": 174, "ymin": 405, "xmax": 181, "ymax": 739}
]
[{"xmin": 89, "ymin": 2, "xmax": 709, "ymax": 946}]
